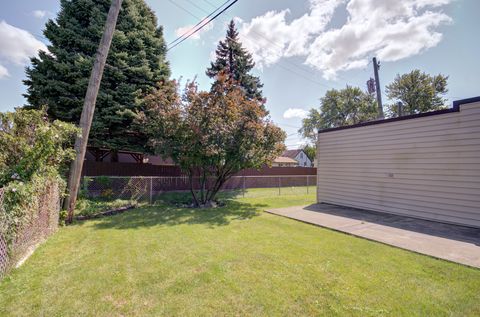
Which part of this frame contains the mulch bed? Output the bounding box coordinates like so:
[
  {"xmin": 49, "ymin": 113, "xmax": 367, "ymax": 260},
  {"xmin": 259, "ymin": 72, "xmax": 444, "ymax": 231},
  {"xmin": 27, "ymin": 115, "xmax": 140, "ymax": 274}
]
[{"xmin": 75, "ymin": 205, "xmax": 136, "ymax": 221}]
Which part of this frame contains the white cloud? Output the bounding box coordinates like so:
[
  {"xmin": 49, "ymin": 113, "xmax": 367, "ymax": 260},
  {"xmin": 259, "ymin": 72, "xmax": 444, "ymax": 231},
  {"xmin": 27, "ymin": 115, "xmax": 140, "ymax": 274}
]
[
  {"xmin": 283, "ymin": 108, "xmax": 309, "ymax": 119},
  {"xmin": 239, "ymin": 0, "xmax": 452, "ymax": 79},
  {"xmin": 238, "ymin": 0, "xmax": 342, "ymax": 69},
  {"xmin": 33, "ymin": 10, "xmax": 48, "ymax": 19},
  {"xmin": 0, "ymin": 64, "xmax": 9, "ymax": 79},
  {"xmin": 175, "ymin": 21, "xmax": 214, "ymax": 41},
  {"xmin": 0, "ymin": 21, "xmax": 48, "ymax": 76}
]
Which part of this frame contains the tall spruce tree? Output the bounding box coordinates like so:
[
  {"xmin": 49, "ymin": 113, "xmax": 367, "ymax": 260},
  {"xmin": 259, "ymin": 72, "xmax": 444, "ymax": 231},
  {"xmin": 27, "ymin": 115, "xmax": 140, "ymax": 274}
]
[
  {"xmin": 24, "ymin": 0, "xmax": 170, "ymax": 153},
  {"xmin": 206, "ymin": 20, "xmax": 263, "ymax": 101}
]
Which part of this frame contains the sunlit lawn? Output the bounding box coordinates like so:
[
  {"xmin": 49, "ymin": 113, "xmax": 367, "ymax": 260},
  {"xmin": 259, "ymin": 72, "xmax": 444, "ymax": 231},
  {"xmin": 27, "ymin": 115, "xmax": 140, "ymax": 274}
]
[{"xmin": 1, "ymin": 189, "xmax": 479, "ymax": 316}]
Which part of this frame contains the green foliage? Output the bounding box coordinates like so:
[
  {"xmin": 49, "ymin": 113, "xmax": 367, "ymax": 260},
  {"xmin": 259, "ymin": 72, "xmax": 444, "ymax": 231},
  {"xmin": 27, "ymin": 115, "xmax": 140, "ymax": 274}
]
[
  {"xmin": 300, "ymin": 86, "xmax": 378, "ymax": 143},
  {"xmin": 207, "ymin": 20, "xmax": 264, "ymax": 101},
  {"xmin": 141, "ymin": 75, "xmax": 286, "ymax": 205},
  {"xmin": 24, "ymin": 0, "xmax": 170, "ymax": 153},
  {"xmin": 0, "ymin": 108, "xmax": 78, "ymax": 187},
  {"xmin": 1, "ymin": 174, "xmax": 65, "ymax": 251},
  {"xmin": 386, "ymin": 69, "xmax": 448, "ymax": 116},
  {"xmin": 95, "ymin": 176, "xmax": 111, "ymax": 187},
  {"xmin": 0, "ymin": 108, "xmax": 74, "ymax": 251},
  {"xmin": 302, "ymin": 144, "xmax": 316, "ymax": 162}
]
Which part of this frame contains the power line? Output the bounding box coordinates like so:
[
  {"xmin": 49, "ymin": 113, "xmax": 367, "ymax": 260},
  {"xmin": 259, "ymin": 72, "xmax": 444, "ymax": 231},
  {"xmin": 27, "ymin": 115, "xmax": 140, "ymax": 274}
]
[
  {"xmin": 168, "ymin": 0, "xmax": 234, "ymax": 47},
  {"xmin": 167, "ymin": 0, "xmax": 238, "ymax": 51},
  {"xmin": 281, "ymin": 123, "xmax": 302, "ymax": 129},
  {"xmin": 166, "ymin": 0, "xmax": 199, "ymax": 20},
  {"xmin": 184, "ymin": 0, "xmax": 210, "ymax": 14},
  {"xmin": 175, "ymin": 0, "xmax": 377, "ymax": 110},
  {"xmin": 202, "ymin": 0, "xmax": 218, "ymax": 7},
  {"xmin": 179, "ymin": 0, "xmax": 337, "ymax": 90}
]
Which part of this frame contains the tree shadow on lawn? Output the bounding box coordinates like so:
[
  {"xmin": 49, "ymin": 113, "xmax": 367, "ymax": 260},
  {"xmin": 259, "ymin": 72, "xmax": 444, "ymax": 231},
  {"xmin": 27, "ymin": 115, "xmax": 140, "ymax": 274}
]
[{"xmin": 88, "ymin": 199, "xmax": 265, "ymax": 230}]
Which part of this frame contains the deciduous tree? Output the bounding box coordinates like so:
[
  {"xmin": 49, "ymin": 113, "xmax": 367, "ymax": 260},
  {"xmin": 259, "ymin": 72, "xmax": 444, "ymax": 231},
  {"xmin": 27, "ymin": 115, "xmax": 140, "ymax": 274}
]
[
  {"xmin": 300, "ymin": 86, "xmax": 378, "ymax": 143},
  {"xmin": 386, "ymin": 69, "xmax": 448, "ymax": 116},
  {"xmin": 141, "ymin": 75, "xmax": 285, "ymax": 206},
  {"xmin": 302, "ymin": 144, "xmax": 316, "ymax": 163}
]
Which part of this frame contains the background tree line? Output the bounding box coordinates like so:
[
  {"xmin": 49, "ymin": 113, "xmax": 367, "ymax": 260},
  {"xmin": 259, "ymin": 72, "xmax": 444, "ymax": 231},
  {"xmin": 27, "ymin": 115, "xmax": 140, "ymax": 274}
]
[{"xmin": 300, "ymin": 70, "xmax": 449, "ymax": 145}]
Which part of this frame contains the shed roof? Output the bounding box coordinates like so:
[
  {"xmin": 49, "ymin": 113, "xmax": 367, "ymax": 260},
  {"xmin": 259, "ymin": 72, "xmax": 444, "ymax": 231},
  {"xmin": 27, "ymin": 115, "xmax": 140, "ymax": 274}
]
[
  {"xmin": 274, "ymin": 156, "xmax": 298, "ymax": 164},
  {"xmin": 282, "ymin": 149, "xmax": 303, "ymax": 159}
]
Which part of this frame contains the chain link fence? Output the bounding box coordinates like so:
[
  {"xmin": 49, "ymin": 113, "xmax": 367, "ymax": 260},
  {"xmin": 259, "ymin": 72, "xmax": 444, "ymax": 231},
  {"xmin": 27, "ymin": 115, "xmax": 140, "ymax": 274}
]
[
  {"xmin": 0, "ymin": 188, "xmax": 7, "ymax": 277},
  {"xmin": 0, "ymin": 181, "xmax": 61, "ymax": 279},
  {"xmin": 82, "ymin": 175, "xmax": 317, "ymax": 203}
]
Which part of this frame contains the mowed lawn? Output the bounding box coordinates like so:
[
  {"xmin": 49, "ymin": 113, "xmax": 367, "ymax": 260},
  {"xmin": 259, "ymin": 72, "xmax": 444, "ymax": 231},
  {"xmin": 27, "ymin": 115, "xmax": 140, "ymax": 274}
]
[{"xmin": 1, "ymin": 190, "xmax": 480, "ymax": 316}]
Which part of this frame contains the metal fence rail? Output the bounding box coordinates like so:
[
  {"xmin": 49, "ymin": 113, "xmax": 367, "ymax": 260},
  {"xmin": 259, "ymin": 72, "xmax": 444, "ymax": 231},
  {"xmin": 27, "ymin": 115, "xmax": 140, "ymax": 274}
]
[{"xmin": 82, "ymin": 175, "xmax": 316, "ymax": 203}]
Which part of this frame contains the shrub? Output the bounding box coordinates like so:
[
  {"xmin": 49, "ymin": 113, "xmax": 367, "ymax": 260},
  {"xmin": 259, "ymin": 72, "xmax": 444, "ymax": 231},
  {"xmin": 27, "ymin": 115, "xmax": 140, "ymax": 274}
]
[
  {"xmin": 1, "ymin": 173, "xmax": 65, "ymax": 252},
  {"xmin": 0, "ymin": 108, "xmax": 77, "ymax": 260},
  {"xmin": 0, "ymin": 108, "xmax": 78, "ymax": 187}
]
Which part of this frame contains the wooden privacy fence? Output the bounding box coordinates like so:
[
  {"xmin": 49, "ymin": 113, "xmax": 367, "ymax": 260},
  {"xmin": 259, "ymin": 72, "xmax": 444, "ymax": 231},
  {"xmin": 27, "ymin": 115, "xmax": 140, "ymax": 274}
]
[{"xmin": 82, "ymin": 161, "xmax": 316, "ymax": 177}]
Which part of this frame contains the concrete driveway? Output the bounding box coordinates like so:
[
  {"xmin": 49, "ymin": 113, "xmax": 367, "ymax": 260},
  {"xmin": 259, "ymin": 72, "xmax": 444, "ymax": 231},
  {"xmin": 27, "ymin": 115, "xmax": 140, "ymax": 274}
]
[{"xmin": 266, "ymin": 203, "xmax": 480, "ymax": 268}]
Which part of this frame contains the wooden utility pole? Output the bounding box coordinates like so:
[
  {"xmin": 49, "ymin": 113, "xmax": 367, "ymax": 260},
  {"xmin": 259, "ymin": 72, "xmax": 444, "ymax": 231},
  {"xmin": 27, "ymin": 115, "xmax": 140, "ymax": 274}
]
[
  {"xmin": 397, "ymin": 101, "xmax": 403, "ymax": 117},
  {"xmin": 372, "ymin": 57, "xmax": 384, "ymax": 119},
  {"xmin": 64, "ymin": 0, "xmax": 123, "ymax": 223}
]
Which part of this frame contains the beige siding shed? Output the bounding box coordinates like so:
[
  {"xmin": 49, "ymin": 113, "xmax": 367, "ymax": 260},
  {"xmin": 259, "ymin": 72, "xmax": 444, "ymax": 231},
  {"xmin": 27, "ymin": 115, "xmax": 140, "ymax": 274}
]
[{"xmin": 316, "ymin": 97, "xmax": 480, "ymax": 228}]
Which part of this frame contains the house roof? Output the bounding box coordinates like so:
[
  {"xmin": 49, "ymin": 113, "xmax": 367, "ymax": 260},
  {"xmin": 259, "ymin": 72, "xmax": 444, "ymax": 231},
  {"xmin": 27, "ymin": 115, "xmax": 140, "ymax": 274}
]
[
  {"xmin": 274, "ymin": 156, "xmax": 298, "ymax": 164},
  {"xmin": 282, "ymin": 149, "xmax": 303, "ymax": 159}
]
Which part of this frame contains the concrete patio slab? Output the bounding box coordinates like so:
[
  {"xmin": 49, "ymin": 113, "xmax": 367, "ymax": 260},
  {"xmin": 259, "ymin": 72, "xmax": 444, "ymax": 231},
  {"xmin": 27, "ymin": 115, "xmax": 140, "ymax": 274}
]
[{"xmin": 266, "ymin": 203, "xmax": 480, "ymax": 268}]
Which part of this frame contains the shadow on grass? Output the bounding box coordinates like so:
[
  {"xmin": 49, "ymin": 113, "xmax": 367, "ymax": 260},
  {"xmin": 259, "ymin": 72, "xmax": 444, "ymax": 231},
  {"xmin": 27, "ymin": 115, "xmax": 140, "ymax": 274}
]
[
  {"xmin": 152, "ymin": 190, "xmax": 245, "ymax": 205},
  {"xmin": 88, "ymin": 199, "xmax": 265, "ymax": 231}
]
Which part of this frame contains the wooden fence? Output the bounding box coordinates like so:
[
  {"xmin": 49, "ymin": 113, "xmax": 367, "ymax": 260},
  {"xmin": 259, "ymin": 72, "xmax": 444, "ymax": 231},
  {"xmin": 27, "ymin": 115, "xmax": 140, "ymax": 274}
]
[{"xmin": 82, "ymin": 161, "xmax": 316, "ymax": 177}]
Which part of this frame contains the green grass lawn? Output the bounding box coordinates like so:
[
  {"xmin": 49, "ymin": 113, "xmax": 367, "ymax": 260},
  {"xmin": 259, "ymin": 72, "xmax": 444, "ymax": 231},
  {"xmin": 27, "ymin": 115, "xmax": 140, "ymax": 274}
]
[{"xmin": 1, "ymin": 190, "xmax": 479, "ymax": 316}]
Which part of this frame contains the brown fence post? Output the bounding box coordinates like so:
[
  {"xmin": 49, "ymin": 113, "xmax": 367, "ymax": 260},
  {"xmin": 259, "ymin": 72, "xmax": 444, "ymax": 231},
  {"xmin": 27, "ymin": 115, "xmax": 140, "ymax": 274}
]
[
  {"xmin": 278, "ymin": 176, "xmax": 281, "ymax": 195},
  {"xmin": 243, "ymin": 176, "xmax": 246, "ymax": 197},
  {"xmin": 149, "ymin": 177, "xmax": 153, "ymax": 205},
  {"xmin": 307, "ymin": 175, "xmax": 309, "ymax": 194}
]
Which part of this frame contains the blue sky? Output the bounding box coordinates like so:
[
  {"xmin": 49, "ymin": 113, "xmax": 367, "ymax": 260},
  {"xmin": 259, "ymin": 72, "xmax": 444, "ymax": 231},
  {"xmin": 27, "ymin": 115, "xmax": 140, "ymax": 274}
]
[{"xmin": 0, "ymin": 0, "xmax": 479, "ymax": 148}]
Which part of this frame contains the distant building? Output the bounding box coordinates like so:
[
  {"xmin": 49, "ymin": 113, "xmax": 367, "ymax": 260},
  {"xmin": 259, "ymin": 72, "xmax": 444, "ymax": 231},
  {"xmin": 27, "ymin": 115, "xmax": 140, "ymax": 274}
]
[
  {"xmin": 281, "ymin": 149, "xmax": 312, "ymax": 167},
  {"xmin": 272, "ymin": 156, "xmax": 299, "ymax": 167}
]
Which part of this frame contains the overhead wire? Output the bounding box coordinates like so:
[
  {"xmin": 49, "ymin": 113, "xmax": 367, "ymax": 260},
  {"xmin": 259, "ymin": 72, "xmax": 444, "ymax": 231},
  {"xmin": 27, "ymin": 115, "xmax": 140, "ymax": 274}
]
[
  {"xmin": 166, "ymin": 0, "xmax": 238, "ymax": 51},
  {"xmin": 168, "ymin": 0, "xmax": 235, "ymax": 47},
  {"xmin": 176, "ymin": 0, "xmax": 340, "ymax": 90}
]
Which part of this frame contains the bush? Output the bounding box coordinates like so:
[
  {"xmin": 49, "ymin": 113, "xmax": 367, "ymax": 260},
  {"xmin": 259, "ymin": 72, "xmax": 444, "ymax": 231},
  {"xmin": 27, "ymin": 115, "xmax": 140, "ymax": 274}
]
[
  {"xmin": 0, "ymin": 108, "xmax": 77, "ymax": 258},
  {"xmin": 0, "ymin": 108, "xmax": 78, "ymax": 187},
  {"xmin": 1, "ymin": 173, "xmax": 65, "ymax": 252}
]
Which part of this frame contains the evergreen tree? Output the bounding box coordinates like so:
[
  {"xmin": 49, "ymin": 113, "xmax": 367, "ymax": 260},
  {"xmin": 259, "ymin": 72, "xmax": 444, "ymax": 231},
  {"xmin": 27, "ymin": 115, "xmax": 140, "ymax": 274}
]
[
  {"xmin": 24, "ymin": 0, "xmax": 170, "ymax": 153},
  {"xmin": 206, "ymin": 20, "xmax": 263, "ymax": 101}
]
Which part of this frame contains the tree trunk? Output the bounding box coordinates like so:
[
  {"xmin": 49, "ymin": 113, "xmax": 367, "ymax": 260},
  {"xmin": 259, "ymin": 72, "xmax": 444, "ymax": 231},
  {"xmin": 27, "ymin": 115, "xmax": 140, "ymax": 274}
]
[{"xmin": 188, "ymin": 171, "xmax": 199, "ymax": 207}]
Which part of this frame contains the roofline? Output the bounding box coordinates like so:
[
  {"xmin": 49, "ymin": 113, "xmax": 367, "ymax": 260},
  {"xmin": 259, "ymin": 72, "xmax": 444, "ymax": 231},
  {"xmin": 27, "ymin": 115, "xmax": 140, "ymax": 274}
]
[{"xmin": 317, "ymin": 96, "xmax": 480, "ymax": 134}]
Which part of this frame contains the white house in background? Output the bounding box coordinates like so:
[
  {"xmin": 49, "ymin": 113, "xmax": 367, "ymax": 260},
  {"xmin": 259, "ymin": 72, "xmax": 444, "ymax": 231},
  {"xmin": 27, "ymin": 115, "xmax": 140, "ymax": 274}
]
[
  {"xmin": 272, "ymin": 156, "xmax": 299, "ymax": 167},
  {"xmin": 281, "ymin": 149, "xmax": 312, "ymax": 167}
]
